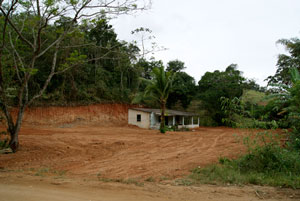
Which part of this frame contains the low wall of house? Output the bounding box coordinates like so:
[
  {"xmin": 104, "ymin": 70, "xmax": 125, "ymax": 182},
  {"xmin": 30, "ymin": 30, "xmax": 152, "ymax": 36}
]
[
  {"xmin": 128, "ymin": 109, "xmax": 150, "ymax": 129},
  {"xmin": 151, "ymin": 123, "xmax": 160, "ymax": 130},
  {"xmin": 178, "ymin": 125, "xmax": 199, "ymax": 129},
  {"xmin": 149, "ymin": 123, "xmax": 199, "ymax": 130}
]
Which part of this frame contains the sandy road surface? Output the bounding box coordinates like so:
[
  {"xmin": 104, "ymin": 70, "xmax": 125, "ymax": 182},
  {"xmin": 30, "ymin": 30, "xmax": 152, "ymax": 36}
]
[{"xmin": 0, "ymin": 173, "xmax": 298, "ymax": 201}]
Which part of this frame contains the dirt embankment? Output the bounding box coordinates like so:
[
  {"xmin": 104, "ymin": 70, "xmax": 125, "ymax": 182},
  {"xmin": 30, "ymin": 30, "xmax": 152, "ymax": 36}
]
[{"xmin": 10, "ymin": 103, "xmax": 131, "ymax": 127}]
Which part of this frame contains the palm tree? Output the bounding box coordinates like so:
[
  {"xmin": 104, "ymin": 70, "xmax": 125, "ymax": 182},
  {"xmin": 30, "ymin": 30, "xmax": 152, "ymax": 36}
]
[{"xmin": 145, "ymin": 65, "xmax": 175, "ymax": 133}]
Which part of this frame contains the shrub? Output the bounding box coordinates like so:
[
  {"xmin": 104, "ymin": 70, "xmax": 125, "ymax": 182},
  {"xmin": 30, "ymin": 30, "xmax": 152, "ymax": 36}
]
[
  {"xmin": 160, "ymin": 127, "xmax": 166, "ymax": 133},
  {"xmin": 189, "ymin": 132, "xmax": 300, "ymax": 188}
]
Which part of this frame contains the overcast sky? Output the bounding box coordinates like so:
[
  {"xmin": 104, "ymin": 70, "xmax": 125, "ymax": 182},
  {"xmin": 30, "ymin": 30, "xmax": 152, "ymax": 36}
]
[{"xmin": 112, "ymin": 0, "xmax": 300, "ymax": 86}]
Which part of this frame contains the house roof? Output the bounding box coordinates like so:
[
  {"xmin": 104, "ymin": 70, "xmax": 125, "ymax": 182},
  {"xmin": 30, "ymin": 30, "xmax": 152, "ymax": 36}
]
[{"xmin": 130, "ymin": 108, "xmax": 198, "ymax": 116}]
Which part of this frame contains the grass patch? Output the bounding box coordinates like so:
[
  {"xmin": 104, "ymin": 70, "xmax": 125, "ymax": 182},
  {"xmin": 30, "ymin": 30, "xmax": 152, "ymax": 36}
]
[
  {"xmin": 123, "ymin": 178, "xmax": 144, "ymax": 186},
  {"xmin": 98, "ymin": 177, "xmax": 144, "ymax": 186},
  {"xmin": 158, "ymin": 176, "xmax": 171, "ymax": 182},
  {"xmin": 189, "ymin": 133, "xmax": 300, "ymax": 188},
  {"xmin": 34, "ymin": 167, "xmax": 51, "ymax": 177},
  {"xmin": 175, "ymin": 178, "xmax": 194, "ymax": 186},
  {"xmin": 33, "ymin": 167, "xmax": 67, "ymax": 177}
]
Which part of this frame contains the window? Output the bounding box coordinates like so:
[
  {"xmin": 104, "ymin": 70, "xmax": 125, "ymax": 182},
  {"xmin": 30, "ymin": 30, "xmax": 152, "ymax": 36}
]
[{"xmin": 137, "ymin": 114, "xmax": 141, "ymax": 122}]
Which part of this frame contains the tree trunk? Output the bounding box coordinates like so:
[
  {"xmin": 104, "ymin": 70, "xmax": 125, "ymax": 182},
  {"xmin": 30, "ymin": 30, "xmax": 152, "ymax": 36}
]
[
  {"xmin": 8, "ymin": 105, "xmax": 25, "ymax": 152},
  {"xmin": 160, "ymin": 101, "xmax": 166, "ymax": 133},
  {"xmin": 9, "ymin": 131, "xmax": 19, "ymax": 152}
]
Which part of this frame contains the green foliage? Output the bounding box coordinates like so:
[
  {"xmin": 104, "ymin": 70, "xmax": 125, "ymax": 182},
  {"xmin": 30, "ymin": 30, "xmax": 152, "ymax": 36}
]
[
  {"xmin": 1, "ymin": 14, "xmax": 144, "ymax": 105},
  {"xmin": 144, "ymin": 65, "xmax": 175, "ymax": 132},
  {"xmin": 33, "ymin": 167, "xmax": 67, "ymax": 177},
  {"xmin": 267, "ymin": 67, "xmax": 300, "ymax": 148},
  {"xmin": 160, "ymin": 126, "xmax": 166, "ymax": 133},
  {"xmin": 58, "ymin": 50, "xmax": 87, "ymax": 72},
  {"xmin": 241, "ymin": 90, "xmax": 267, "ymax": 106},
  {"xmin": 166, "ymin": 59, "xmax": 186, "ymax": 72},
  {"xmin": 144, "ymin": 65, "xmax": 174, "ymax": 103},
  {"xmin": 167, "ymin": 72, "xmax": 196, "ymax": 109},
  {"xmin": 197, "ymin": 64, "xmax": 257, "ymax": 125},
  {"xmin": 220, "ymin": 97, "xmax": 244, "ymax": 127},
  {"xmin": 189, "ymin": 132, "xmax": 300, "ymax": 188},
  {"xmin": 0, "ymin": 1, "xmax": 150, "ymax": 108},
  {"xmin": 220, "ymin": 90, "xmax": 282, "ymax": 129},
  {"xmin": 266, "ymin": 37, "xmax": 300, "ymax": 86},
  {"xmin": 137, "ymin": 58, "xmax": 163, "ymax": 80}
]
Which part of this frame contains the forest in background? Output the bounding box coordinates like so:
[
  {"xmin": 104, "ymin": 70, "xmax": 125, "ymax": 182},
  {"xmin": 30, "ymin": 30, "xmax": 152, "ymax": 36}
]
[
  {"xmin": 0, "ymin": 0, "xmax": 299, "ymax": 131},
  {"xmin": 1, "ymin": 11, "xmax": 298, "ymax": 129}
]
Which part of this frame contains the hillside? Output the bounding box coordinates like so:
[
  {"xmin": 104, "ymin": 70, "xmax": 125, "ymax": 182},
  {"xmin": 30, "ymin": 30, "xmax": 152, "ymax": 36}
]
[{"xmin": 10, "ymin": 104, "xmax": 130, "ymax": 127}]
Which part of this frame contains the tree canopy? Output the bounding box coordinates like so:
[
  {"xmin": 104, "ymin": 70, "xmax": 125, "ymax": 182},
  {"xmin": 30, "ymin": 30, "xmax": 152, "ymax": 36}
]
[
  {"xmin": 145, "ymin": 65, "xmax": 175, "ymax": 133},
  {"xmin": 0, "ymin": 0, "xmax": 151, "ymax": 152},
  {"xmin": 266, "ymin": 37, "xmax": 300, "ymax": 86},
  {"xmin": 197, "ymin": 64, "xmax": 257, "ymax": 125}
]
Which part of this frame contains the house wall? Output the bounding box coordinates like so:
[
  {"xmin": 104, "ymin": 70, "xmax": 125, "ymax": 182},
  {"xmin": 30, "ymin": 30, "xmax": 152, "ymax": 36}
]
[
  {"xmin": 128, "ymin": 109, "xmax": 150, "ymax": 129},
  {"xmin": 179, "ymin": 124, "xmax": 199, "ymax": 129},
  {"xmin": 150, "ymin": 113, "xmax": 159, "ymax": 129}
]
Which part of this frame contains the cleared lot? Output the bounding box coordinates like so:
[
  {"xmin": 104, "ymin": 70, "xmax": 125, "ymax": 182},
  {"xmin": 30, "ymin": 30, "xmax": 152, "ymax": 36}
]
[
  {"xmin": 0, "ymin": 125, "xmax": 248, "ymax": 179},
  {"xmin": 1, "ymin": 125, "xmax": 298, "ymax": 201}
]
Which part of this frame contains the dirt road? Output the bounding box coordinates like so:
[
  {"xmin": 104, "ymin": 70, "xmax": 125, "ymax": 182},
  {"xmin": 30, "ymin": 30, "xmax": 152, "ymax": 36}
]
[{"xmin": 0, "ymin": 173, "xmax": 297, "ymax": 201}]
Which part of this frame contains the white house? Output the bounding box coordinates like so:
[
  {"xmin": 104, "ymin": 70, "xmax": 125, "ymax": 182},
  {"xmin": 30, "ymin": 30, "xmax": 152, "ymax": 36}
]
[{"xmin": 128, "ymin": 108, "xmax": 199, "ymax": 129}]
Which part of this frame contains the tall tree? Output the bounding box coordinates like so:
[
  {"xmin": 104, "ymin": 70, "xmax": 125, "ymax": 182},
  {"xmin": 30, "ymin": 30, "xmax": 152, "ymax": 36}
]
[
  {"xmin": 145, "ymin": 65, "xmax": 174, "ymax": 133},
  {"xmin": 165, "ymin": 60, "xmax": 195, "ymax": 109},
  {"xmin": 166, "ymin": 59, "xmax": 186, "ymax": 72},
  {"xmin": 197, "ymin": 64, "xmax": 247, "ymax": 125},
  {"xmin": 266, "ymin": 37, "xmax": 300, "ymax": 86},
  {"xmin": 167, "ymin": 72, "xmax": 196, "ymax": 109},
  {"xmin": 0, "ymin": 0, "xmax": 150, "ymax": 152}
]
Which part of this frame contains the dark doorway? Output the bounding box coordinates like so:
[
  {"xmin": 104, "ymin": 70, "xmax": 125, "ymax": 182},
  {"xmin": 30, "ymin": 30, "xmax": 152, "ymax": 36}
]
[{"xmin": 165, "ymin": 116, "xmax": 169, "ymax": 125}]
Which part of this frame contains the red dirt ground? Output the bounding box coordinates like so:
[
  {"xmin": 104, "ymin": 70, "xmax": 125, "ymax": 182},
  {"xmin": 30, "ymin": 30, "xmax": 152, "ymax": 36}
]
[
  {"xmin": 0, "ymin": 125, "xmax": 249, "ymax": 180},
  {"xmin": 0, "ymin": 104, "xmax": 251, "ymax": 179},
  {"xmin": 0, "ymin": 104, "xmax": 298, "ymax": 201}
]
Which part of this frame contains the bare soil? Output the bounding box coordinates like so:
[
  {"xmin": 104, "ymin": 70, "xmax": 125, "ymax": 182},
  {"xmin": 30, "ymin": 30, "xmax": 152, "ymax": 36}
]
[
  {"xmin": 1, "ymin": 125, "xmax": 248, "ymax": 179},
  {"xmin": 0, "ymin": 104, "xmax": 298, "ymax": 200}
]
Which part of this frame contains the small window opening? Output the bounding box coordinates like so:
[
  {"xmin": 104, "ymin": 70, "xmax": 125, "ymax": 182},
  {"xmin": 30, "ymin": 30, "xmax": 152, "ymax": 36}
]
[{"xmin": 137, "ymin": 114, "xmax": 141, "ymax": 122}]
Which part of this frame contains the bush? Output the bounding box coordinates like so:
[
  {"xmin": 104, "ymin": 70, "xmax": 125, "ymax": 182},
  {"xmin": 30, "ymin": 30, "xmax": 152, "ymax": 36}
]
[
  {"xmin": 189, "ymin": 132, "xmax": 300, "ymax": 188},
  {"xmin": 233, "ymin": 117, "xmax": 279, "ymax": 129},
  {"xmin": 236, "ymin": 144, "xmax": 300, "ymax": 174},
  {"xmin": 199, "ymin": 116, "xmax": 218, "ymax": 127},
  {"xmin": 160, "ymin": 127, "xmax": 166, "ymax": 133}
]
